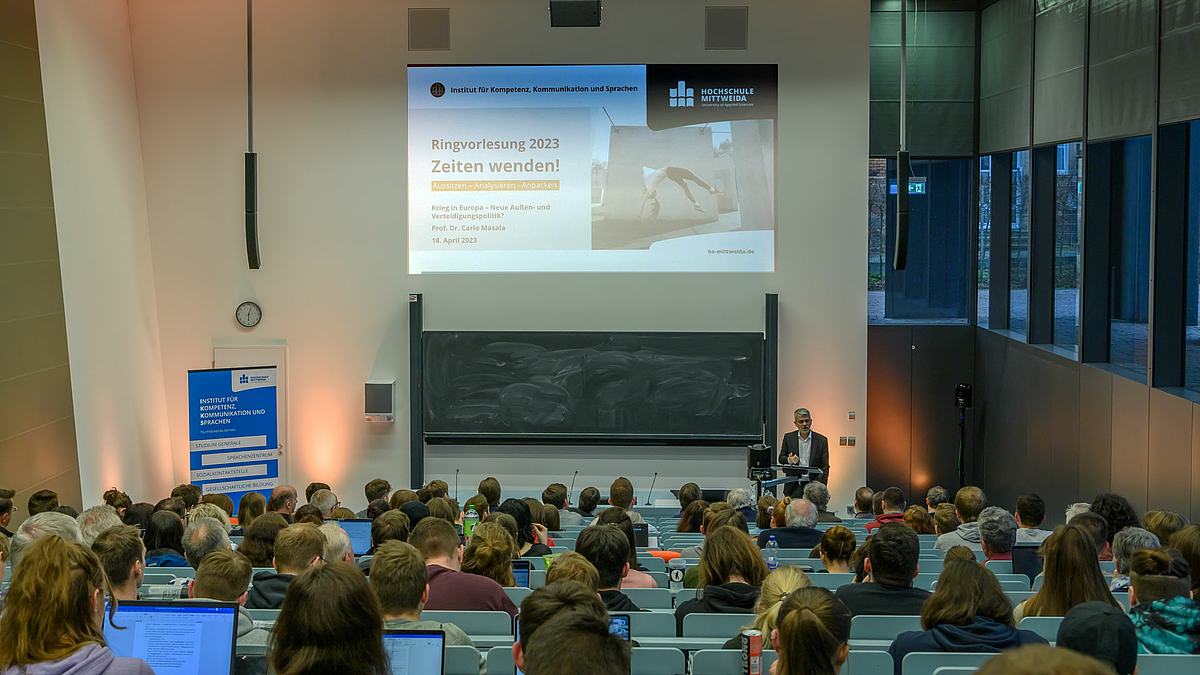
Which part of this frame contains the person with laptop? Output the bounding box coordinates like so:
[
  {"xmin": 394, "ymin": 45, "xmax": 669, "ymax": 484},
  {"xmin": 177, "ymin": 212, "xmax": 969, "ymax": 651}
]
[
  {"xmin": 187, "ymin": 548, "xmax": 270, "ymax": 646},
  {"xmin": 0, "ymin": 536, "xmax": 154, "ymax": 674},
  {"xmin": 369, "ymin": 540, "xmax": 484, "ymax": 674},
  {"xmin": 245, "ymin": 523, "xmax": 326, "ymax": 609},
  {"xmin": 270, "ymin": 563, "xmax": 390, "ymax": 675},
  {"xmin": 410, "ymin": 517, "xmax": 518, "ymax": 619},
  {"xmin": 91, "ymin": 524, "xmax": 146, "ymax": 602},
  {"xmin": 576, "ymin": 525, "xmax": 642, "ymax": 611},
  {"xmin": 513, "ymin": 581, "xmax": 613, "ymax": 674},
  {"xmin": 318, "ymin": 522, "xmax": 355, "ymax": 564},
  {"xmin": 358, "ymin": 510, "xmax": 411, "ymax": 575}
]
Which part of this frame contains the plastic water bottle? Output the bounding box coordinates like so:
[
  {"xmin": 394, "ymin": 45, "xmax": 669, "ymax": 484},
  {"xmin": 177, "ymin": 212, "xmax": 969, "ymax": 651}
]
[
  {"xmin": 464, "ymin": 507, "xmax": 479, "ymax": 537},
  {"xmin": 668, "ymin": 558, "xmax": 686, "ymax": 592},
  {"xmin": 765, "ymin": 536, "xmax": 779, "ymax": 570}
]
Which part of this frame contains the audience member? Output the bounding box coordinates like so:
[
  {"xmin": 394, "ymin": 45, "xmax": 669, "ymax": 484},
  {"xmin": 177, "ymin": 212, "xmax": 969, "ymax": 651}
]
[
  {"xmin": 369, "ymin": 540, "xmax": 482, "ymax": 671},
  {"xmin": 1071, "ymin": 512, "xmax": 1113, "ymax": 561},
  {"xmin": 866, "ymin": 487, "xmax": 906, "ymax": 533},
  {"xmin": 1056, "ymin": 601, "xmax": 1138, "ymax": 675},
  {"xmin": 308, "ymin": 489, "xmax": 338, "ymax": 519},
  {"xmin": 121, "ymin": 502, "xmax": 154, "ymax": 533},
  {"xmin": 902, "ymin": 506, "xmax": 936, "ymax": 535},
  {"xmin": 571, "ymin": 486, "xmax": 601, "ymax": 520},
  {"xmin": 144, "ymin": 510, "xmax": 186, "ymax": 567},
  {"xmin": 1091, "ymin": 493, "xmax": 1140, "ymax": 549},
  {"xmin": 237, "ymin": 491, "xmax": 266, "ymax": 530},
  {"xmin": 682, "ymin": 507, "xmax": 749, "ymax": 588},
  {"xmin": 577, "ymin": 524, "xmax": 642, "ymax": 611},
  {"xmin": 246, "ymin": 523, "xmax": 326, "ymax": 609},
  {"xmin": 819, "ymin": 526, "xmax": 857, "ymax": 574},
  {"xmin": 1065, "ymin": 501, "xmax": 1092, "ymax": 522},
  {"xmin": 496, "ymin": 498, "xmax": 551, "ymax": 557},
  {"xmin": 55, "ymin": 505, "xmax": 79, "ymax": 519},
  {"xmin": 756, "ymin": 498, "xmax": 823, "ymax": 549},
  {"xmin": 462, "ymin": 521, "xmax": 517, "ymax": 587},
  {"xmin": 835, "ymin": 523, "xmax": 929, "ymax": 616},
  {"xmin": 410, "ymin": 517, "xmax": 517, "ymax": 618},
  {"xmin": 27, "ymin": 489, "xmax": 59, "ymax": 516},
  {"xmin": 676, "ymin": 499, "xmax": 708, "ymax": 532},
  {"xmin": 675, "ymin": 526, "xmax": 769, "ymax": 635},
  {"xmin": 934, "ymin": 486, "xmax": 986, "ymax": 552},
  {"xmin": 1110, "ymin": 527, "xmax": 1159, "ymax": 592},
  {"xmin": 190, "ymin": 502, "xmax": 233, "ymax": 533},
  {"xmin": 1128, "ymin": 547, "xmax": 1200, "ymax": 654},
  {"xmin": 545, "ymin": 551, "xmax": 600, "ymax": 592},
  {"xmin": 850, "ymin": 541, "xmax": 870, "ymax": 582},
  {"xmin": 974, "ymin": 644, "xmax": 1115, "ymax": 675},
  {"xmin": 101, "ymin": 488, "xmax": 132, "ymax": 517},
  {"xmin": 426, "ymin": 497, "xmax": 457, "ymax": 524},
  {"xmin": 933, "ymin": 503, "xmax": 959, "ymax": 536},
  {"xmin": 304, "ymin": 482, "xmax": 331, "ymax": 503},
  {"xmin": 463, "ymin": 493, "xmax": 490, "ymax": 520},
  {"xmin": 756, "ymin": 494, "xmax": 778, "ymax": 530},
  {"xmin": 318, "ymin": 522, "xmax": 354, "ymax": 564},
  {"xmin": 597, "ymin": 507, "xmax": 657, "ymax": 589},
  {"xmin": 292, "ymin": 504, "xmax": 324, "ymax": 526},
  {"xmin": 91, "ymin": 524, "xmax": 145, "ymax": 602},
  {"xmin": 365, "ymin": 499, "xmax": 391, "ymax": 521},
  {"xmin": 1013, "ymin": 525, "xmax": 1120, "ymax": 622},
  {"xmin": 888, "ymin": 559, "xmax": 1047, "ymax": 675},
  {"xmin": 727, "ymin": 488, "xmax": 756, "ymax": 523},
  {"xmin": 803, "ymin": 482, "xmax": 841, "ymax": 524},
  {"xmin": 9, "ymin": 511, "xmax": 81, "ymax": 573},
  {"xmin": 388, "ymin": 489, "xmax": 419, "ymax": 509},
  {"xmin": 477, "ymin": 477, "xmax": 502, "ymax": 510},
  {"xmin": 189, "ymin": 548, "xmax": 270, "ymax": 646},
  {"xmin": 330, "ymin": 507, "xmax": 358, "ymax": 521},
  {"xmin": 771, "ymin": 587, "xmax": 853, "ymax": 675},
  {"xmin": 426, "ymin": 480, "xmax": 449, "ymax": 500},
  {"xmin": 675, "ymin": 482, "xmax": 702, "ymax": 517},
  {"xmin": 170, "ymin": 484, "xmax": 202, "ymax": 513},
  {"xmin": 1015, "ymin": 494, "xmax": 1052, "ymax": 544},
  {"xmin": 202, "ymin": 493, "xmax": 236, "ymax": 520},
  {"xmin": 721, "ymin": 566, "xmax": 812, "ymax": 649},
  {"xmin": 0, "ymin": 489, "xmax": 14, "ymax": 537},
  {"xmin": 542, "ymin": 502, "xmax": 562, "ymax": 531},
  {"xmin": 0, "ymin": 537, "xmax": 154, "ymax": 674},
  {"xmin": 267, "ymin": 484, "xmax": 298, "ymax": 518},
  {"xmin": 0, "ymin": 534, "xmax": 7, "ymax": 595},
  {"xmin": 521, "ymin": 497, "xmax": 547, "ymax": 532},
  {"xmin": 926, "ymin": 486, "xmax": 951, "ymax": 513},
  {"xmin": 153, "ymin": 497, "xmax": 185, "ymax": 519},
  {"xmin": 542, "ymin": 482, "xmax": 582, "ymax": 527},
  {"xmin": 771, "ymin": 497, "xmax": 790, "ymax": 528},
  {"xmin": 269, "ymin": 563, "xmax": 388, "ymax": 675},
  {"xmin": 853, "ymin": 487, "xmax": 874, "ymax": 519},
  {"xmin": 871, "ymin": 491, "xmax": 885, "ymax": 517},
  {"xmin": 594, "ymin": 477, "xmax": 645, "ymax": 526},
  {"xmin": 356, "ymin": 478, "xmax": 391, "ymax": 518},
  {"xmin": 398, "ymin": 500, "xmax": 431, "ymax": 529},
  {"xmin": 238, "ymin": 512, "xmax": 289, "ymax": 567},
  {"xmin": 1144, "ymin": 510, "xmax": 1189, "ymax": 548},
  {"xmin": 978, "ymin": 506, "xmax": 1017, "ymax": 562},
  {"xmin": 1169, "ymin": 525, "xmax": 1200, "ymax": 597},
  {"xmin": 516, "ymin": 583, "xmax": 622, "ymax": 675},
  {"xmin": 182, "ymin": 516, "xmax": 232, "ymax": 569},
  {"xmin": 75, "ymin": 505, "xmax": 122, "ymax": 547},
  {"xmin": 944, "ymin": 545, "xmax": 976, "ymax": 563}
]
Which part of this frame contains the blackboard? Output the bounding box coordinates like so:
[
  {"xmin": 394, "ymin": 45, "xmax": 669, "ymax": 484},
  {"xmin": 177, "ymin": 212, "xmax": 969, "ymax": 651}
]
[{"xmin": 422, "ymin": 331, "xmax": 764, "ymax": 443}]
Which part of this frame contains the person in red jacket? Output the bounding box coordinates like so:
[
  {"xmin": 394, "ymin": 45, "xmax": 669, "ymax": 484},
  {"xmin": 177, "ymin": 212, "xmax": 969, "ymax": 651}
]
[{"xmin": 866, "ymin": 487, "xmax": 907, "ymax": 533}]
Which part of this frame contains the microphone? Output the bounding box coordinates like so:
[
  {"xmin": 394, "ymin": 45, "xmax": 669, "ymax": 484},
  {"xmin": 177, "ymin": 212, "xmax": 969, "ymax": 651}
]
[
  {"xmin": 568, "ymin": 471, "xmax": 578, "ymax": 505},
  {"xmin": 454, "ymin": 469, "xmax": 459, "ymax": 500},
  {"xmin": 646, "ymin": 472, "xmax": 658, "ymax": 508}
]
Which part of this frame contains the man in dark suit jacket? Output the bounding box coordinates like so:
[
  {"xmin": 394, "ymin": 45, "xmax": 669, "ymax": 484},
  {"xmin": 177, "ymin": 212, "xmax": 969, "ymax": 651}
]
[{"xmin": 777, "ymin": 408, "xmax": 830, "ymax": 498}]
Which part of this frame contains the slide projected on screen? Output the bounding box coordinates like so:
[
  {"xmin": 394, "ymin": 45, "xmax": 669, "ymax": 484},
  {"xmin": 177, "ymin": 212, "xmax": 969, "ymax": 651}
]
[{"xmin": 408, "ymin": 64, "xmax": 777, "ymax": 273}]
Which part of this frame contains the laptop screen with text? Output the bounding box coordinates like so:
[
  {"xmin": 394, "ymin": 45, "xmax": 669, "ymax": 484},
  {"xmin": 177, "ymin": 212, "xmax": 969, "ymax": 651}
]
[
  {"xmin": 338, "ymin": 519, "xmax": 373, "ymax": 556},
  {"xmin": 383, "ymin": 629, "xmax": 445, "ymax": 675},
  {"xmin": 103, "ymin": 601, "xmax": 237, "ymax": 675}
]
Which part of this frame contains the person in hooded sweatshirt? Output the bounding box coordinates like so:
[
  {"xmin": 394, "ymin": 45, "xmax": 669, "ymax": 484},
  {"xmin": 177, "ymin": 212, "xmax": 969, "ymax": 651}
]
[
  {"xmin": 1128, "ymin": 546, "xmax": 1200, "ymax": 654},
  {"xmin": 245, "ymin": 523, "xmax": 326, "ymax": 609},
  {"xmin": 934, "ymin": 486, "xmax": 986, "ymax": 552},
  {"xmin": 887, "ymin": 559, "xmax": 1048, "ymax": 675},
  {"xmin": 674, "ymin": 525, "xmax": 769, "ymax": 636},
  {"xmin": 189, "ymin": 548, "xmax": 270, "ymax": 647},
  {"xmin": 0, "ymin": 536, "xmax": 154, "ymax": 675},
  {"xmin": 576, "ymin": 524, "xmax": 643, "ymax": 612}
]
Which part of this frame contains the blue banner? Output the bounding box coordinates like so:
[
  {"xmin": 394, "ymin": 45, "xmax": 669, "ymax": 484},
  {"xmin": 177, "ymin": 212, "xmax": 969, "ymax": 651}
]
[{"xmin": 187, "ymin": 367, "xmax": 279, "ymax": 515}]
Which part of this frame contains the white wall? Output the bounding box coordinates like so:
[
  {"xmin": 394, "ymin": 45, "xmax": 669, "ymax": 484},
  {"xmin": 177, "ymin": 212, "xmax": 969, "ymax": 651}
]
[
  {"xmin": 35, "ymin": 0, "xmax": 174, "ymax": 506},
  {"xmin": 55, "ymin": 0, "xmax": 868, "ymax": 510}
]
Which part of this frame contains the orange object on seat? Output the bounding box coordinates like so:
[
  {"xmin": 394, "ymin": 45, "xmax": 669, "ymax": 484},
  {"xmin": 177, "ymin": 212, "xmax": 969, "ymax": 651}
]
[{"xmin": 650, "ymin": 550, "xmax": 680, "ymax": 561}]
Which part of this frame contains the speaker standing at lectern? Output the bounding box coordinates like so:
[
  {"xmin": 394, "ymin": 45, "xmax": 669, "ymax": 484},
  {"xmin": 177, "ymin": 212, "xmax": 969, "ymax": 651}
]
[{"xmin": 777, "ymin": 407, "xmax": 830, "ymax": 498}]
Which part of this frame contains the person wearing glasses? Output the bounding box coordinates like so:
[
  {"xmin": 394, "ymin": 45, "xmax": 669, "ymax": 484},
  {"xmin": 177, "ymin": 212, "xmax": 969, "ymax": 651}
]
[
  {"xmin": 0, "ymin": 489, "xmax": 16, "ymax": 538},
  {"xmin": 777, "ymin": 408, "xmax": 830, "ymax": 498}
]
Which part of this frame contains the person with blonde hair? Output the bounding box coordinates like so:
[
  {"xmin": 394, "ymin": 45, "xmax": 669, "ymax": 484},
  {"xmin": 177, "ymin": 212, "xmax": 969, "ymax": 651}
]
[
  {"xmin": 0, "ymin": 536, "xmax": 154, "ymax": 674},
  {"xmin": 721, "ymin": 566, "xmax": 812, "ymax": 648},
  {"xmin": 546, "ymin": 551, "xmax": 600, "ymax": 592},
  {"xmin": 771, "ymin": 586, "xmax": 852, "ymax": 675},
  {"xmin": 675, "ymin": 526, "xmax": 770, "ymax": 635},
  {"xmin": 462, "ymin": 521, "xmax": 517, "ymax": 587},
  {"xmin": 819, "ymin": 526, "xmax": 857, "ymax": 574}
]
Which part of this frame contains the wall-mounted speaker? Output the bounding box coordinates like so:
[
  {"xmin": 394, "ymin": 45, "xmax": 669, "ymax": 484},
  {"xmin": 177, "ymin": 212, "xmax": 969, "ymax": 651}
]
[
  {"xmin": 365, "ymin": 380, "xmax": 396, "ymax": 422},
  {"xmin": 706, "ymin": 6, "xmax": 749, "ymax": 50},
  {"xmin": 550, "ymin": 0, "xmax": 601, "ymax": 27},
  {"xmin": 409, "ymin": 8, "xmax": 450, "ymax": 51}
]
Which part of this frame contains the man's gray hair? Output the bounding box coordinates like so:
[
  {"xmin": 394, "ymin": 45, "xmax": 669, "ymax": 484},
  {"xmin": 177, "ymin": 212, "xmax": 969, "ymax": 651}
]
[
  {"xmin": 76, "ymin": 505, "xmax": 123, "ymax": 547},
  {"xmin": 786, "ymin": 498, "xmax": 818, "ymax": 529},
  {"xmin": 1065, "ymin": 502, "xmax": 1091, "ymax": 523},
  {"xmin": 309, "ymin": 489, "xmax": 338, "ymax": 518},
  {"xmin": 977, "ymin": 506, "xmax": 1017, "ymax": 553},
  {"xmin": 926, "ymin": 486, "xmax": 951, "ymax": 508},
  {"xmin": 726, "ymin": 488, "xmax": 753, "ymax": 511},
  {"xmin": 803, "ymin": 482, "xmax": 831, "ymax": 511},
  {"xmin": 793, "ymin": 408, "xmax": 811, "ymax": 418},
  {"xmin": 182, "ymin": 516, "xmax": 231, "ymax": 569},
  {"xmin": 10, "ymin": 511, "xmax": 82, "ymax": 571},
  {"xmin": 1112, "ymin": 526, "xmax": 1160, "ymax": 575},
  {"xmin": 318, "ymin": 522, "xmax": 353, "ymax": 563}
]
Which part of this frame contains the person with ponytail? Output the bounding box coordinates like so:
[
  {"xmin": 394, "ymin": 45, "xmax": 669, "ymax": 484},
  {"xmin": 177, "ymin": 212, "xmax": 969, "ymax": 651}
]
[
  {"xmin": 1128, "ymin": 547, "xmax": 1200, "ymax": 654},
  {"xmin": 0, "ymin": 536, "xmax": 153, "ymax": 674},
  {"xmin": 770, "ymin": 586, "xmax": 852, "ymax": 675},
  {"xmin": 818, "ymin": 527, "xmax": 857, "ymax": 574},
  {"xmin": 721, "ymin": 566, "xmax": 812, "ymax": 649},
  {"xmin": 887, "ymin": 559, "xmax": 1047, "ymax": 675}
]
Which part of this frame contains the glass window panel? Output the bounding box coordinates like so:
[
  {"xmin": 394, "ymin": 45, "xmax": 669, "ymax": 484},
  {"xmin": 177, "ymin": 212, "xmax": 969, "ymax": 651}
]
[
  {"xmin": 979, "ymin": 156, "xmax": 992, "ymax": 328},
  {"xmin": 868, "ymin": 159, "xmax": 888, "ymax": 323},
  {"xmin": 1010, "ymin": 150, "xmax": 1032, "ymax": 337},
  {"xmin": 1109, "ymin": 135, "xmax": 1152, "ymax": 374},
  {"xmin": 1053, "ymin": 142, "xmax": 1082, "ymax": 352},
  {"xmin": 1185, "ymin": 122, "xmax": 1200, "ymax": 391}
]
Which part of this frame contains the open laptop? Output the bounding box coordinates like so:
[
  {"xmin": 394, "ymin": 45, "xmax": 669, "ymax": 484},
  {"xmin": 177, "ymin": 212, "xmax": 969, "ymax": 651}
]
[
  {"xmin": 383, "ymin": 629, "xmax": 445, "ymax": 675},
  {"xmin": 337, "ymin": 518, "xmax": 373, "ymax": 556},
  {"xmin": 103, "ymin": 600, "xmax": 238, "ymax": 675},
  {"xmin": 512, "ymin": 559, "xmax": 531, "ymax": 588}
]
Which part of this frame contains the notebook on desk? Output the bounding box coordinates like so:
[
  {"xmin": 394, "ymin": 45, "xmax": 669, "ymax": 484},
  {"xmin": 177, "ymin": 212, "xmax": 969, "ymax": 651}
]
[{"xmin": 103, "ymin": 600, "xmax": 238, "ymax": 675}]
